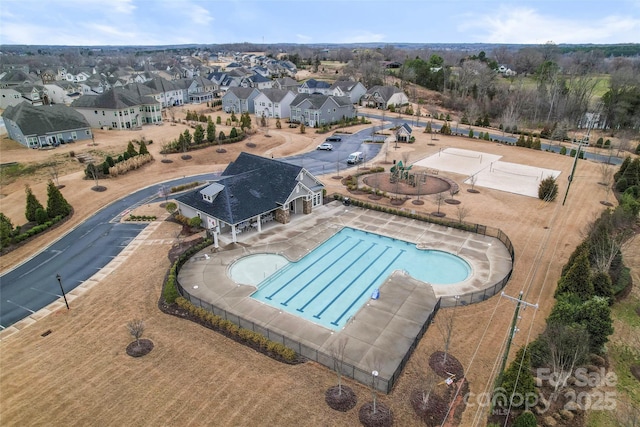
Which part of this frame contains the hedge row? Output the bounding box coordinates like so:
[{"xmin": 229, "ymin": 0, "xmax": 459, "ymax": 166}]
[
  {"xmin": 333, "ymin": 194, "xmax": 477, "ymax": 232},
  {"xmin": 170, "ymin": 181, "xmax": 203, "ymax": 193},
  {"xmin": 163, "ymin": 238, "xmax": 213, "ymax": 304},
  {"xmin": 11, "ymin": 215, "xmax": 65, "ymax": 244},
  {"xmin": 175, "ymin": 297, "xmax": 297, "ymax": 363}
]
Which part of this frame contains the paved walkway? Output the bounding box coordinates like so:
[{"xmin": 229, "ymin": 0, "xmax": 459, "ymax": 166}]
[{"xmin": 178, "ymin": 201, "xmax": 512, "ymax": 391}]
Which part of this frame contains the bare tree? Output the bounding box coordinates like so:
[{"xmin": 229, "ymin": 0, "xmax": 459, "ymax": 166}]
[
  {"xmin": 544, "ymin": 323, "xmax": 590, "ymax": 393},
  {"xmin": 49, "ymin": 162, "xmax": 60, "ymax": 187},
  {"xmin": 331, "ymin": 338, "xmax": 349, "ymax": 396},
  {"xmin": 127, "ymin": 319, "xmax": 145, "ymax": 348},
  {"xmin": 435, "ymin": 296, "xmax": 459, "ymax": 365},
  {"xmin": 456, "ymin": 206, "xmax": 470, "ymax": 223},
  {"xmin": 433, "ymin": 193, "xmax": 446, "ymax": 216},
  {"xmin": 468, "ymin": 174, "xmax": 478, "ymax": 192}
]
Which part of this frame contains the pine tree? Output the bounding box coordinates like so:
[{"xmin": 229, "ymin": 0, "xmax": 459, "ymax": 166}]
[
  {"xmin": 218, "ymin": 131, "xmax": 226, "ymax": 140},
  {"xmin": 538, "ymin": 176, "xmax": 558, "ymax": 201},
  {"xmin": 206, "ymin": 119, "xmax": 216, "ymax": 142},
  {"xmin": 0, "ymin": 212, "xmax": 14, "ymax": 249},
  {"xmin": 230, "ymin": 127, "xmax": 238, "ymax": 138},
  {"xmin": 578, "ymin": 296, "xmax": 613, "ymax": 353},
  {"xmin": 555, "ymin": 251, "xmax": 594, "ymax": 301},
  {"xmin": 498, "ymin": 346, "xmax": 536, "ymax": 409},
  {"xmin": 25, "ymin": 184, "xmax": 44, "ymax": 222},
  {"xmin": 138, "ymin": 140, "xmax": 149, "ymax": 155},
  {"xmin": 46, "ymin": 180, "xmax": 71, "ymax": 218},
  {"xmin": 193, "ymin": 124, "xmax": 204, "ymax": 144},
  {"xmin": 183, "ymin": 129, "xmax": 192, "ymax": 145},
  {"xmin": 126, "ymin": 141, "xmax": 138, "ymax": 157}
]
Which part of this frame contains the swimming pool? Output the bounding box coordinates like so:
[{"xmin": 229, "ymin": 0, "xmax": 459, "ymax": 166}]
[{"xmin": 235, "ymin": 227, "xmax": 470, "ymax": 330}]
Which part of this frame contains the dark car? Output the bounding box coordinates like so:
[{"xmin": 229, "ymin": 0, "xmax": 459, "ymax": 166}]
[{"xmin": 325, "ymin": 136, "xmax": 342, "ymax": 142}]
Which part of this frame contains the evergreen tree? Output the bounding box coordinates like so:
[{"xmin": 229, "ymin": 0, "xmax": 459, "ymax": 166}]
[
  {"xmin": 230, "ymin": 127, "xmax": 238, "ymax": 138},
  {"xmin": 178, "ymin": 133, "xmax": 186, "ymax": 152},
  {"xmin": 533, "ymin": 136, "xmax": 542, "ymax": 150},
  {"xmin": 425, "ymin": 122, "xmax": 432, "ymax": 133},
  {"xmin": 35, "ymin": 207, "xmax": 48, "ymax": 225},
  {"xmin": 468, "ymin": 128, "xmax": 474, "ymax": 138},
  {"xmin": 105, "ymin": 155, "xmax": 115, "ymax": 167},
  {"xmin": 498, "ymin": 346, "xmax": 536, "ymax": 409},
  {"xmin": 102, "ymin": 161, "xmax": 110, "ymax": 175},
  {"xmin": 0, "ymin": 212, "xmax": 14, "ymax": 249},
  {"xmin": 482, "ymin": 114, "xmax": 490, "ymax": 127},
  {"xmin": 218, "ymin": 131, "xmax": 226, "ymax": 141},
  {"xmin": 25, "ymin": 184, "xmax": 44, "ymax": 222},
  {"xmin": 206, "ymin": 119, "xmax": 216, "ymax": 142},
  {"xmin": 199, "ymin": 113, "xmax": 207, "ymax": 122},
  {"xmin": 538, "ymin": 176, "xmax": 558, "ymax": 201},
  {"xmin": 46, "ymin": 180, "xmax": 71, "ymax": 218},
  {"xmin": 193, "ymin": 124, "xmax": 204, "ymax": 144},
  {"xmin": 126, "ymin": 141, "xmax": 138, "ymax": 157},
  {"xmin": 138, "ymin": 140, "xmax": 149, "ymax": 155},
  {"xmin": 216, "ymin": 116, "xmax": 222, "ymax": 125},
  {"xmin": 516, "ymin": 134, "xmax": 526, "ymax": 147},
  {"xmin": 577, "ymin": 296, "xmax": 613, "ymax": 353},
  {"xmin": 230, "ymin": 111, "xmax": 237, "ymax": 122},
  {"xmin": 555, "ymin": 251, "xmax": 594, "ymax": 301},
  {"xmin": 276, "ymin": 118, "xmax": 282, "ymax": 129},
  {"xmin": 591, "ymin": 271, "xmax": 614, "ymax": 303},
  {"xmin": 183, "ymin": 129, "xmax": 192, "ymax": 145}
]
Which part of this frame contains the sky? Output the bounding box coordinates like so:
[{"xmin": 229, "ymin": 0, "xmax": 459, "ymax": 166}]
[{"xmin": 1, "ymin": 0, "xmax": 639, "ymax": 46}]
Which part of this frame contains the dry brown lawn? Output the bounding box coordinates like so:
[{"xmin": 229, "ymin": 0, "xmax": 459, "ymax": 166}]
[{"xmin": 0, "ymin": 106, "xmax": 637, "ymax": 426}]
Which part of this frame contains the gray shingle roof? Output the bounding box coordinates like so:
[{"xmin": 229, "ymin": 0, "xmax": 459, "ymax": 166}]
[
  {"xmin": 144, "ymin": 76, "xmax": 181, "ymax": 92},
  {"xmin": 175, "ymin": 152, "xmax": 306, "ymax": 225},
  {"xmin": 365, "ymin": 85, "xmax": 403, "ymax": 102},
  {"xmin": 2, "ymin": 101, "xmax": 90, "ymax": 136},
  {"xmin": 258, "ymin": 88, "xmax": 292, "ymax": 103},
  {"xmin": 71, "ymin": 87, "xmax": 157, "ymax": 109},
  {"xmin": 226, "ymin": 86, "xmax": 259, "ymax": 100}
]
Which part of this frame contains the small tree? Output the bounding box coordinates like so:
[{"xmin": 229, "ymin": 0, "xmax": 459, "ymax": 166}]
[
  {"xmin": 275, "ymin": 118, "xmax": 281, "ymax": 129},
  {"xmin": 183, "ymin": 129, "xmax": 192, "ymax": 146},
  {"xmin": 0, "ymin": 213, "xmax": 14, "ymax": 249},
  {"xmin": 126, "ymin": 141, "xmax": 138, "ymax": 157},
  {"xmin": 216, "ymin": 115, "xmax": 222, "ymax": 125},
  {"xmin": 456, "ymin": 206, "xmax": 470, "ymax": 223},
  {"xmin": 127, "ymin": 319, "xmax": 145, "ymax": 348},
  {"xmin": 230, "ymin": 111, "xmax": 237, "ymax": 122},
  {"xmin": 165, "ymin": 202, "xmax": 177, "ymax": 215},
  {"xmin": 468, "ymin": 128, "xmax": 474, "ymax": 138},
  {"xmin": 138, "ymin": 140, "xmax": 149, "ymax": 155},
  {"xmin": 49, "ymin": 163, "xmax": 61, "ymax": 187},
  {"xmin": 544, "ymin": 322, "xmax": 590, "ymax": 392},
  {"xmin": 300, "ymin": 123, "xmax": 306, "ymax": 134},
  {"xmin": 206, "ymin": 119, "xmax": 216, "ymax": 142},
  {"xmin": 555, "ymin": 251, "xmax": 594, "ymax": 301},
  {"xmin": 218, "ymin": 131, "xmax": 226, "ymax": 141},
  {"xmin": 498, "ymin": 346, "xmax": 537, "ymax": 410},
  {"xmin": 230, "ymin": 127, "xmax": 238, "ymax": 138},
  {"xmin": 46, "ymin": 180, "xmax": 71, "ymax": 218},
  {"xmin": 188, "ymin": 216, "xmax": 202, "ymax": 229},
  {"xmin": 578, "ymin": 296, "xmax": 613, "ymax": 353},
  {"xmin": 193, "ymin": 124, "xmax": 205, "ymax": 144},
  {"xmin": 35, "ymin": 207, "xmax": 48, "ymax": 225},
  {"xmin": 538, "ymin": 176, "xmax": 558, "ymax": 201},
  {"xmin": 25, "ymin": 184, "xmax": 44, "ymax": 222}
]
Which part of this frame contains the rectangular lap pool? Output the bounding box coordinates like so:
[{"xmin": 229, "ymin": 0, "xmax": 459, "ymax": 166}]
[{"xmin": 246, "ymin": 227, "xmax": 470, "ymax": 330}]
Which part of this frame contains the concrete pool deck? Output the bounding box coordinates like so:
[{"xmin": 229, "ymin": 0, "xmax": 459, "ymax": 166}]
[{"xmin": 178, "ymin": 200, "xmax": 513, "ymax": 391}]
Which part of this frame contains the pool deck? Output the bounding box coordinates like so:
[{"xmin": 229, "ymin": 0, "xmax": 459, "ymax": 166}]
[{"xmin": 178, "ymin": 200, "xmax": 512, "ymax": 390}]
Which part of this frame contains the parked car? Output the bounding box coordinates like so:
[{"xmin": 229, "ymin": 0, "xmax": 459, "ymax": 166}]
[
  {"xmin": 347, "ymin": 151, "xmax": 364, "ymax": 164},
  {"xmin": 317, "ymin": 142, "xmax": 333, "ymax": 151},
  {"xmin": 325, "ymin": 136, "xmax": 342, "ymax": 142}
]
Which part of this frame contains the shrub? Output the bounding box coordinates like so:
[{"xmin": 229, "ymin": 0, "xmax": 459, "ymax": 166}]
[
  {"xmin": 538, "ymin": 176, "xmax": 558, "ymax": 201},
  {"xmin": 35, "ymin": 207, "xmax": 49, "ymax": 225}
]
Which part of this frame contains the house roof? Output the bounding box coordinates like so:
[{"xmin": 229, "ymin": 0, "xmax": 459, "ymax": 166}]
[
  {"xmin": 301, "ymin": 78, "xmax": 331, "ymax": 89},
  {"xmin": 225, "ymin": 86, "xmax": 259, "ymax": 100},
  {"xmin": 176, "ymin": 152, "xmax": 317, "ymax": 225},
  {"xmin": 398, "ymin": 123, "xmax": 412, "ymax": 134},
  {"xmin": 330, "ymin": 80, "xmax": 360, "ymax": 91},
  {"xmin": 274, "ymin": 77, "xmax": 298, "ymax": 88},
  {"xmin": 291, "ymin": 93, "xmax": 352, "ymax": 109},
  {"xmin": 144, "ymin": 76, "xmax": 181, "ymax": 93},
  {"xmin": 71, "ymin": 87, "xmax": 158, "ymax": 109},
  {"xmin": 2, "ymin": 101, "xmax": 90, "ymax": 136},
  {"xmin": 256, "ymin": 88, "xmax": 292, "ymax": 103},
  {"xmin": 365, "ymin": 85, "xmax": 404, "ymax": 101}
]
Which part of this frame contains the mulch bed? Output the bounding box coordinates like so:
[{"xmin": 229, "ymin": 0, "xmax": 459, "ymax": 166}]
[
  {"xmin": 0, "ymin": 210, "xmax": 73, "ymax": 256},
  {"xmin": 467, "ymin": 189, "xmax": 480, "ymax": 193},
  {"xmin": 358, "ymin": 401, "xmax": 394, "ymax": 427},
  {"xmin": 325, "ymin": 385, "xmax": 358, "ymax": 412},
  {"xmin": 91, "ymin": 185, "xmax": 107, "ymax": 192},
  {"xmin": 181, "ymin": 155, "xmax": 192, "ymax": 160},
  {"xmin": 431, "ymin": 212, "xmax": 446, "ymax": 217},
  {"xmin": 428, "ymin": 351, "xmax": 465, "ymax": 379},
  {"xmin": 412, "ymin": 200, "xmax": 425, "ymax": 205},
  {"xmin": 390, "ymin": 198, "xmax": 408, "ymax": 206},
  {"xmin": 246, "ymin": 142, "xmax": 256, "ymax": 148},
  {"xmin": 368, "ymin": 195, "xmax": 383, "ymax": 200},
  {"xmin": 362, "ymin": 172, "xmax": 451, "ymax": 196},
  {"xmin": 410, "ymin": 390, "xmax": 448, "ymax": 427},
  {"xmin": 126, "ymin": 339, "xmax": 154, "ymax": 357},
  {"xmin": 161, "ymin": 159, "xmax": 173, "ymax": 163},
  {"xmin": 216, "ymin": 148, "xmax": 227, "ymax": 153},
  {"xmin": 444, "ymin": 199, "xmax": 460, "ymax": 205}
]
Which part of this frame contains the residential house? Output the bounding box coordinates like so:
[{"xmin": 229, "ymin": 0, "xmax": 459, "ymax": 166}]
[
  {"xmin": 330, "ymin": 80, "xmax": 367, "ymax": 104},
  {"xmin": 289, "ymin": 94, "xmax": 355, "ymax": 127},
  {"xmin": 240, "ymin": 73, "xmax": 273, "ymax": 90},
  {"xmin": 0, "ymin": 70, "xmax": 40, "ymax": 88},
  {"xmin": 298, "ymin": 78, "xmax": 332, "ymax": 95},
  {"xmin": 43, "ymin": 81, "xmax": 82, "ymax": 105},
  {"xmin": 175, "ymin": 152, "xmax": 325, "ymax": 244},
  {"xmin": 272, "ymin": 77, "xmax": 299, "ymax": 92},
  {"xmin": 2, "ymin": 101, "xmax": 93, "ymax": 148},
  {"xmin": 144, "ymin": 76, "xmax": 184, "ymax": 107},
  {"xmin": 362, "ymin": 85, "xmax": 409, "ymax": 109},
  {"xmin": 186, "ymin": 76, "xmax": 217, "ymax": 104},
  {"xmin": 395, "ymin": 123, "xmax": 413, "ymax": 142},
  {"xmin": 0, "ymin": 84, "xmax": 46, "ymax": 108},
  {"xmin": 253, "ymin": 89, "xmax": 296, "ymax": 119},
  {"xmin": 207, "ymin": 72, "xmax": 240, "ymax": 92},
  {"xmin": 222, "ymin": 87, "xmax": 260, "ymax": 114},
  {"xmin": 72, "ymin": 87, "xmax": 162, "ymax": 129}
]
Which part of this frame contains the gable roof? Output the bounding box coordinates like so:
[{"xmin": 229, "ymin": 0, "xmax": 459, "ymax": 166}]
[
  {"xmin": 71, "ymin": 87, "xmax": 157, "ymax": 109},
  {"xmin": 2, "ymin": 102, "xmax": 90, "ymax": 136},
  {"xmin": 144, "ymin": 76, "xmax": 181, "ymax": 93},
  {"xmin": 256, "ymin": 88, "xmax": 293, "ymax": 103},
  {"xmin": 365, "ymin": 85, "xmax": 404, "ymax": 101},
  {"xmin": 291, "ymin": 93, "xmax": 351, "ymax": 109},
  {"xmin": 301, "ymin": 78, "xmax": 331, "ymax": 89},
  {"xmin": 175, "ymin": 152, "xmax": 311, "ymax": 225},
  {"xmin": 330, "ymin": 80, "xmax": 361, "ymax": 91},
  {"xmin": 225, "ymin": 86, "xmax": 259, "ymax": 100}
]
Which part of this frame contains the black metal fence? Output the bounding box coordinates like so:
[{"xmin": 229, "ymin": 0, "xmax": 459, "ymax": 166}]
[{"xmin": 174, "ymin": 201, "xmax": 515, "ymax": 393}]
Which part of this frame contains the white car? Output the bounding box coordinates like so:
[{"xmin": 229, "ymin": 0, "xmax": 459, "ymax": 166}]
[{"xmin": 317, "ymin": 142, "xmax": 333, "ymax": 151}]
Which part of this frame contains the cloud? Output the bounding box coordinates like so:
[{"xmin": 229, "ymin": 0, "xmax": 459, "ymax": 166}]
[
  {"xmin": 112, "ymin": 0, "xmax": 136, "ymax": 14},
  {"xmin": 191, "ymin": 5, "xmax": 214, "ymax": 25},
  {"xmin": 462, "ymin": 6, "xmax": 640, "ymax": 44}
]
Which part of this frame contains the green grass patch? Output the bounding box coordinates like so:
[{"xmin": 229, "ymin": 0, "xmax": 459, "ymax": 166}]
[
  {"xmin": 608, "ymin": 343, "xmax": 640, "ymax": 404},
  {"xmin": 0, "ymin": 162, "xmax": 41, "ymax": 185}
]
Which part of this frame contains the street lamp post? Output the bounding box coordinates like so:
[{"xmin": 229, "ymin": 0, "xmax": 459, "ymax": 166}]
[{"xmin": 56, "ymin": 274, "xmax": 70, "ymax": 310}]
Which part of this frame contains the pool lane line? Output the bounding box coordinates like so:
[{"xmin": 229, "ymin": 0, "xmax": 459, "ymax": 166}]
[
  {"xmin": 264, "ymin": 235, "xmax": 352, "ymax": 300},
  {"xmin": 281, "ymin": 240, "xmax": 364, "ymax": 307},
  {"xmin": 313, "ymin": 245, "xmax": 393, "ymax": 321},
  {"xmin": 330, "ymin": 249, "xmax": 406, "ymax": 327},
  {"xmin": 297, "ymin": 242, "xmax": 378, "ymax": 313}
]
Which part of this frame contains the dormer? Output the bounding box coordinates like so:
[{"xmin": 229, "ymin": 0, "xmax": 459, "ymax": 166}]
[{"xmin": 200, "ymin": 182, "xmax": 224, "ymax": 203}]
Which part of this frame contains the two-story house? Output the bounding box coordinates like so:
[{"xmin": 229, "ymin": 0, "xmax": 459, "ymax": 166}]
[
  {"xmin": 222, "ymin": 87, "xmax": 260, "ymax": 114},
  {"xmin": 144, "ymin": 76, "xmax": 184, "ymax": 107},
  {"xmin": 43, "ymin": 81, "xmax": 82, "ymax": 105},
  {"xmin": 289, "ymin": 94, "xmax": 355, "ymax": 127},
  {"xmin": 362, "ymin": 85, "xmax": 409, "ymax": 110},
  {"xmin": 72, "ymin": 87, "xmax": 162, "ymax": 129},
  {"xmin": 330, "ymin": 80, "xmax": 367, "ymax": 104},
  {"xmin": 253, "ymin": 89, "xmax": 296, "ymax": 119},
  {"xmin": 298, "ymin": 78, "xmax": 332, "ymax": 95}
]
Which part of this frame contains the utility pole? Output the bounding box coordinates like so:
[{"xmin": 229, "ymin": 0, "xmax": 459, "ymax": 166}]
[{"xmin": 497, "ymin": 291, "xmax": 538, "ymax": 383}]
